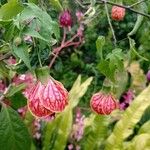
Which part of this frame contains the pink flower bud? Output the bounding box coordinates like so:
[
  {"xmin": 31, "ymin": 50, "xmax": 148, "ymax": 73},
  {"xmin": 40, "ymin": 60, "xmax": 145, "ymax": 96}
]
[
  {"xmin": 59, "ymin": 10, "xmax": 72, "ymax": 28},
  {"xmin": 90, "ymin": 92, "xmax": 118, "ymax": 115},
  {"xmin": 76, "ymin": 11, "xmax": 84, "ymax": 22},
  {"xmin": 111, "ymin": 6, "xmax": 126, "ymax": 21}
]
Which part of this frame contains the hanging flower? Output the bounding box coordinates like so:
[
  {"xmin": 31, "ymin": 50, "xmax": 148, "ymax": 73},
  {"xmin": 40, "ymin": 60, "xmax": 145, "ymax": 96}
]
[
  {"xmin": 38, "ymin": 78, "xmax": 68, "ymax": 112},
  {"xmin": 90, "ymin": 92, "xmax": 118, "ymax": 115},
  {"xmin": 59, "ymin": 10, "xmax": 72, "ymax": 28},
  {"xmin": 24, "ymin": 66, "xmax": 68, "ymax": 118},
  {"xmin": 111, "ymin": 6, "xmax": 126, "ymax": 21},
  {"xmin": 26, "ymin": 82, "xmax": 54, "ymax": 118}
]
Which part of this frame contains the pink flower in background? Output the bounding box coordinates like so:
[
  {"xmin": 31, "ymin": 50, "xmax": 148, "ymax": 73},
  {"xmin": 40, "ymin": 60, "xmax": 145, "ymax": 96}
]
[
  {"xmin": 0, "ymin": 80, "xmax": 5, "ymax": 92},
  {"xmin": 32, "ymin": 119, "xmax": 41, "ymax": 140},
  {"xmin": 119, "ymin": 90, "xmax": 135, "ymax": 110},
  {"xmin": 68, "ymin": 144, "xmax": 74, "ymax": 150},
  {"xmin": 7, "ymin": 56, "xmax": 16, "ymax": 65},
  {"xmin": 146, "ymin": 70, "xmax": 150, "ymax": 82},
  {"xmin": 18, "ymin": 106, "xmax": 27, "ymax": 118},
  {"xmin": 13, "ymin": 73, "xmax": 35, "ymax": 88},
  {"xmin": 71, "ymin": 108, "xmax": 85, "ymax": 141},
  {"xmin": 76, "ymin": 11, "xmax": 84, "ymax": 22},
  {"xmin": 24, "ymin": 35, "xmax": 32, "ymax": 43}
]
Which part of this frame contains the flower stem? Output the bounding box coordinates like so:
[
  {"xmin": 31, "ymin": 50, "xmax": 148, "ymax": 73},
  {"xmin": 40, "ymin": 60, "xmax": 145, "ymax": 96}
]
[{"xmin": 104, "ymin": 2, "xmax": 117, "ymax": 47}]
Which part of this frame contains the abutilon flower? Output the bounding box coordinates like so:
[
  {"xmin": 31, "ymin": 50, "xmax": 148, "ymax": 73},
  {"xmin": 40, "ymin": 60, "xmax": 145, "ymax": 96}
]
[
  {"xmin": 24, "ymin": 67, "xmax": 68, "ymax": 118},
  {"xmin": 59, "ymin": 10, "xmax": 72, "ymax": 28},
  {"xmin": 90, "ymin": 92, "xmax": 118, "ymax": 115},
  {"xmin": 25, "ymin": 82, "xmax": 54, "ymax": 118},
  {"xmin": 38, "ymin": 78, "xmax": 68, "ymax": 112},
  {"xmin": 70, "ymin": 108, "xmax": 85, "ymax": 141},
  {"xmin": 111, "ymin": 6, "xmax": 126, "ymax": 21}
]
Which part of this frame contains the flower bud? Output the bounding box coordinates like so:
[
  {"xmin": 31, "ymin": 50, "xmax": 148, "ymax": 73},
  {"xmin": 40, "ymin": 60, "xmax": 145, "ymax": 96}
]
[
  {"xmin": 111, "ymin": 6, "xmax": 126, "ymax": 21},
  {"xmin": 59, "ymin": 10, "xmax": 72, "ymax": 28}
]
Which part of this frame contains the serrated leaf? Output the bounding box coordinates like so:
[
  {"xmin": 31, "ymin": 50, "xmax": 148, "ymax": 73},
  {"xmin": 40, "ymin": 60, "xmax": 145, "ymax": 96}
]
[
  {"xmin": 82, "ymin": 115, "xmax": 109, "ymax": 150},
  {"xmin": 0, "ymin": 105, "xmax": 31, "ymax": 150},
  {"xmin": 105, "ymin": 85, "xmax": 150, "ymax": 150},
  {"xmin": 127, "ymin": 134, "xmax": 150, "ymax": 150},
  {"xmin": 12, "ymin": 44, "xmax": 31, "ymax": 70}
]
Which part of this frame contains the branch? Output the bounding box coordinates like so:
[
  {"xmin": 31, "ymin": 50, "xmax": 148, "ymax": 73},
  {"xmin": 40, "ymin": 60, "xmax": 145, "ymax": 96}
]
[{"xmin": 83, "ymin": 0, "xmax": 150, "ymax": 19}]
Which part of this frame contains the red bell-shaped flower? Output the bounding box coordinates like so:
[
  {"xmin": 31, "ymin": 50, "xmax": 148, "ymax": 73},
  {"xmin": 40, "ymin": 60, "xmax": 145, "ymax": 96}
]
[
  {"xmin": 26, "ymin": 82, "xmax": 53, "ymax": 118},
  {"xmin": 38, "ymin": 78, "xmax": 68, "ymax": 112},
  {"xmin": 24, "ymin": 66, "xmax": 68, "ymax": 117},
  {"xmin": 111, "ymin": 6, "xmax": 125, "ymax": 21},
  {"xmin": 59, "ymin": 10, "xmax": 72, "ymax": 28},
  {"xmin": 90, "ymin": 92, "xmax": 118, "ymax": 115}
]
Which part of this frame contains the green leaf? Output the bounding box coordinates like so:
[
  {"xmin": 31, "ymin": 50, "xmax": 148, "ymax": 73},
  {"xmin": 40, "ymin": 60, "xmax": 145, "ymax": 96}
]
[
  {"xmin": 128, "ymin": 2, "xmax": 147, "ymax": 36},
  {"xmin": 0, "ymin": 0, "xmax": 23, "ymax": 21},
  {"xmin": 24, "ymin": 28, "xmax": 49, "ymax": 42},
  {"xmin": 5, "ymin": 84, "xmax": 26, "ymax": 97},
  {"xmin": 49, "ymin": 0, "xmax": 63, "ymax": 12},
  {"xmin": 82, "ymin": 115, "xmax": 109, "ymax": 150},
  {"xmin": 138, "ymin": 121, "xmax": 150, "ymax": 135},
  {"xmin": 105, "ymin": 85, "xmax": 150, "ymax": 150},
  {"xmin": 69, "ymin": 75, "xmax": 93, "ymax": 108},
  {"xmin": 0, "ymin": 61, "xmax": 10, "ymax": 79},
  {"xmin": 128, "ymin": 37, "xmax": 148, "ymax": 61},
  {"xmin": 127, "ymin": 134, "xmax": 150, "ymax": 150},
  {"xmin": 0, "ymin": 105, "xmax": 31, "ymax": 150},
  {"xmin": 12, "ymin": 44, "xmax": 31, "ymax": 70},
  {"xmin": 98, "ymin": 60, "xmax": 115, "ymax": 81},
  {"xmin": 96, "ymin": 36, "xmax": 105, "ymax": 59},
  {"xmin": 8, "ymin": 92, "xmax": 27, "ymax": 109}
]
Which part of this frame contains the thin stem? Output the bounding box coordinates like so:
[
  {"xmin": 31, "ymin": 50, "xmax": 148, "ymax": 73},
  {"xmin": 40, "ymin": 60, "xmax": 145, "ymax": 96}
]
[
  {"xmin": 37, "ymin": 49, "xmax": 42, "ymax": 67},
  {"xmin": 104, "ymin": 2, "xmax": 117, "ymax": 47},
  {"xmin": 49, "ymin": 51, "xmax": 59, "ymax": 68},
  {"xmin": 61, "ymin": 28, "xmax": 67, "ymax": 45},
  {"xmin": 129, "ymin": 0, "xmax": 147, "ymax": 8}
]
